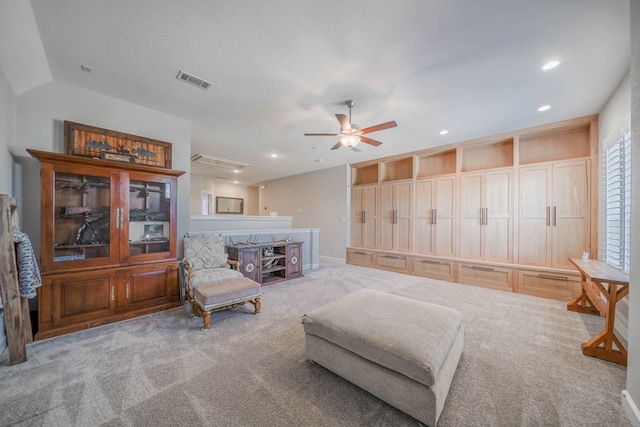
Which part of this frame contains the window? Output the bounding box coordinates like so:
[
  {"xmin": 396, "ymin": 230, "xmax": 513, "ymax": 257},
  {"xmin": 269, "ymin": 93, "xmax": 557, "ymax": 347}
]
[{"xmin": 603, "ymin": 129, "xmax": 631, "ymax": 273}]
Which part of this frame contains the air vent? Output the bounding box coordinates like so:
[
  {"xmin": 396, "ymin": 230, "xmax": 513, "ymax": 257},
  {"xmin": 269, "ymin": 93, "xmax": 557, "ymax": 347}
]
[
  {"xmin": 191, "ymin": 154, "xmax": 251, "ymax": 169},
  {"xmin": 176, "ymin": 70, "xmax": 212, "ymax": 90}
]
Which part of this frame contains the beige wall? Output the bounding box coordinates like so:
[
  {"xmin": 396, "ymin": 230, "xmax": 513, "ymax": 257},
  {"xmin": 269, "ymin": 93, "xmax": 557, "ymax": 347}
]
[
  {"xmin": 259, "ymin": 165, "xmax": 348, "ymax": 259},
  {"xmin": 190, "ymin": 173, "xmax": 259, "ymax": 215},
  {"xmin": 0, "ymin": 68, "xmax": 16, "ymax": 195}
]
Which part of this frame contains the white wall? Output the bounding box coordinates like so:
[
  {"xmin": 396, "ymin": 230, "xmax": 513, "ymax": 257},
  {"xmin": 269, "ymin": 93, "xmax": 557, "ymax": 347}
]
[
  {"xmin": 0, "ymin": 68, "xmax": 16, "ymax": 195},
  {"xmin": 625, "ymin": 0, "xmax": 640, "ymax": 422},
  {"xmin": 0, "ymin": 67, "xmax": 17, "ymax": 356},
  {"xmin": 15, "ymin": 81, "xmax": 192, "ymax": 257},
  {"xmin": 190, "ymin": 173, "xmax": 259, "ymax": 215},
  {"xmin": 259, "ymin": 165, "xmax": 348, "ymax": 259}
]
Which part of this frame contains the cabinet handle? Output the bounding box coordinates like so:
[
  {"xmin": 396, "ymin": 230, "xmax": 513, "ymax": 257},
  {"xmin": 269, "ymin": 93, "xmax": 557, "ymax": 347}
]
[
  {"xmin": 393, "ymin": 209, "xmax": 398, "ymax": 224},
  {"xmin": 362, "ymin": 211, "xmax": 366, "ymax": 224},
  {"xmin": 111, "ymin": 286, "xmax": 115, "ymax": 301},
  {"xmin": 381, "ymin": 255, "xmax": 400, "ymax": 259},
  {"xmin": 115, "ymin": 208, "xmax": 120, "ymax": 229},
  {"xmin": 553, "ymin": 206, "xmax": 557, "ymax": 226},
  {"xmin": 480, "ymin": 208, "xmax": 485, "ymax": 225},
  {"xmin": 469, "ymin": 265, "xmax": 495, "ymax": 272},
  {"xmin": 432, "ymin": 209, "xmax": 437, "ymax": 225},
  {"xmin": 420, "ymin": 259, "xmax": 441, "ymax": 265},
  {"xmin": 484, "ymin": 208, "xmax": 488, "ymax": 226},
  {"xmin": 126, "ymin": 284, "xmax": 129, "ymax": 299},
  {"xmin": 354, "ymin": 251, "xmax": 368, "ymax": 255},
  {"xmin": 538, "ymin": 274, "xmax": 568, "ymax": 281},
  {"xmin": 546, "ymin": 206, "xmax": 550, "ymax": 226}
]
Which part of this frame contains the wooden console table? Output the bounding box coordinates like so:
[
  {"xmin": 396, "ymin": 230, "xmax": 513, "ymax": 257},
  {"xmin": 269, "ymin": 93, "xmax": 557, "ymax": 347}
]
[{"xmin": 567, "ymin": 258, "xmax": 629, "ymax": 365}]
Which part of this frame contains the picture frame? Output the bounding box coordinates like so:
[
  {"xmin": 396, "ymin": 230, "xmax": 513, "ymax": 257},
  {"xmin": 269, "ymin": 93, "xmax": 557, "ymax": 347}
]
[{"xmin": 64, "ymin": 121, "xmax": 172, "ymax": 168}]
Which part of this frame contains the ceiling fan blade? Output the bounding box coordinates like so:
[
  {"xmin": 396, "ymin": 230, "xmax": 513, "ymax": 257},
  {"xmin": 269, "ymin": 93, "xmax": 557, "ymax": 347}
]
[
  {"xmin": 360, "ymin": 136, "xmax": 383, "ymax": 146},
  {"xmin": 335, "ymin": 114, "xmax": 351, "ymax": 130},
  {"xmin": 330, "ymin": 141, "xmax": 343, "ymax": 150},
  {"xmin": 304, "ymin": 133, "xmax": 340, "ymax": 136},
  {"xmin": 361, "ymin": 120, "xmax": 397, "ymax": 134}
]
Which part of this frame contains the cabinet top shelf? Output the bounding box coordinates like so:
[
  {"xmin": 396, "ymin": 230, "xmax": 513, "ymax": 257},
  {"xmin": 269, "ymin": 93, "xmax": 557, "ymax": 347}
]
[{"xmin": 28, "ymin": 149, "xmax": 185, "ymax": 177}]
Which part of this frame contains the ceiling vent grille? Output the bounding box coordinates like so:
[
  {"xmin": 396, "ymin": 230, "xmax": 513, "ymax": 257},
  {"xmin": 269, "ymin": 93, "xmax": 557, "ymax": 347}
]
[
  {"xmin": 191, "ymin": 154, "xmax": 251, "ymax": 169},
  {"xmin": 176, "ymin": 70, "xmax": 212, "ymax": 90}
]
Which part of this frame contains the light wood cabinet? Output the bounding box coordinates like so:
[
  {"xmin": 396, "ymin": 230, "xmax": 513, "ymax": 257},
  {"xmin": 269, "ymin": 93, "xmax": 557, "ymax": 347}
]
[
  {"xmin": 350, "ymin": 185, "xmax": 377, "ymax": 249},
  {"xmin": 380, "ymin": 181, "xmax": 412, "ymax": 252},
  {"xmin": 346, "ymin": 115, "xmax": 598, "ymax": 302},
  {"xmin": 518, "ymin": 160, "xmax": 590, "ymax": 270},
  {"xmin": 415, "ymin": 175, "xmax": 456, "ymax": 257},
  {"xmin": 29, "ymin": 149, "xmax": 184, "ymax": 339},
  {"xmin": 460, "ymin": 169, "xmax": 513, "ymax": 263}
]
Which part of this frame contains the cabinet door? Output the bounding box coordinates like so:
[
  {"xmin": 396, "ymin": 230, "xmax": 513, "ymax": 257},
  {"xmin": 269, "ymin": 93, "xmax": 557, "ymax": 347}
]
[
  {"xmin": 460, "ymin": 173, "xmax": 483, "ymax": 259},
  {"xmin": 380, "ymin": 181, "xmax": 411, "ymax": 252},
  {"xmin": 42, "ymin": 163, "xmax": 120, "ymax": 272},
  {"xmin": 286, "ymin": 242, "xmax": 303, "ymax": 278},
  {"xmin": 238, "ymin": 247, "xmax": 261, "ymax": 282},
  {"xmin": 120, "ymin": 263, "xmax": 179, "ymax": 312},
  {"xmin": 48, "ymin": 271, "xmax": 117, "ymax": 329},
  {"xmin": 415, "ymin": 179, "xmax": 434, "ymax": 254},
  {"xmin": 483, "ymin": 169, "xmax": 512, "ymax": 263},
  {"xmin": 121, "ymin": 172, "xmax": 177, "ymax": 263},
  {"xmin": 434, "ymin": 176, "xmax": 456, "ymax": 257},
  {"xmin": 552, "ymin": 160, "xmax": 590, "ymax": 269},
  {"xmin": 351, "ymin": 185, "xmax": 377, "ymax": 249},
  {"xmin": 518, "ymin": 165, "xmax": 552, "ymax": 266}
]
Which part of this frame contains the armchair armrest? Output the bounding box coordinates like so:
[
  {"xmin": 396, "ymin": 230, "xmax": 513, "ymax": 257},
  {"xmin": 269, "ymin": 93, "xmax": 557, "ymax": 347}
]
[{"xmin": 227, "ymin": 259, "xmax": 239, "ymax": 271}]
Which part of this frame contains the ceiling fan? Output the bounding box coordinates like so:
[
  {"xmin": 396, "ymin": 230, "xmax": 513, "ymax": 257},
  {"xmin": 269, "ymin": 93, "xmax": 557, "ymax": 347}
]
[{"xmin": 304, "ymin": 100, "xmax": 397, "ymax": 151}]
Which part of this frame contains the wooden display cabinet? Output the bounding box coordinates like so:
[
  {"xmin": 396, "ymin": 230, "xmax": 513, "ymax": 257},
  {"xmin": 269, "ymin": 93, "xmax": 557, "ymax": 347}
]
[
  {"xmin": 227, "ymin": 241, "xmax": 303, "ymax": 285},
  {"xmin": 28, "ymin": 149, "xmax": 184, "ymax": 339}
]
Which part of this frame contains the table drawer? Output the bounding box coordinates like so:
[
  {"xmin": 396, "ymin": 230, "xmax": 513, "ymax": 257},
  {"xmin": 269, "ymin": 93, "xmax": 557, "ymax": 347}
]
[
  {"xmin": 517, "ymin": 269, "xmax": 582, "ymax": 301},
  {"xmin": 458, "ymin": 262, "xmax": 513, "ymax": 292},
  {"xmin": 411, "ymin": 257, "xmax": 456, "ymax": 281},
  {"xmin": 377, "ymin": 253, "xmax": 410, "ymax": 273},
  {"xmin": 346, "ymin": 248, "xmax": 376, "ymax": 267}
]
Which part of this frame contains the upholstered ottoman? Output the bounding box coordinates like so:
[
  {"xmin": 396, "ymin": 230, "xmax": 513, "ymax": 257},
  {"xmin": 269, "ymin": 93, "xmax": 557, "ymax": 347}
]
[
  {"xmin": 302, "ymin": 289, "xmax": 463, "ymax": 427},
  {"xmin": 192, "ymin": 277, "xmax": 261, "ymax": 329}
]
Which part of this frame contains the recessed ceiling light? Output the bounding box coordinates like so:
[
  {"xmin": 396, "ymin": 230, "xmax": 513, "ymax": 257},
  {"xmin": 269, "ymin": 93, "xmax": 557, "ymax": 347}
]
[
  {"xmin": 233, "ymin": 180, "xmax": 239, "ymax": 184},
  {"xmin": 538, "ymin": 105, "xmax": 551, "ymax": 112},
  {"xmin": 233, "ymin": 169, "xmax": 239, "ymax": 173},
  {"xmin": 439, "ymin": 130, "xmax": 449, "ymax": 135},
  {"xmin": 542, "ymin": 60, "xmax": 560, "ymax": 71},
  {"xmin": 270, "ymin": 154, "xmax": 278, "ymax": 158}
]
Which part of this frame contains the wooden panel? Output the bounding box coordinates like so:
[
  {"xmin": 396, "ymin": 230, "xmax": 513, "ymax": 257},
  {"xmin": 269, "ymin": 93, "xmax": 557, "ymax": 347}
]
[
  {"xmin": 518, "ymin": 165, "xmax": 552, "ymax": 266},
  {"xmin": 377, "ymin": 253, "xmax": 410, "ymax": 273},
  {"xmin": 125, "ymin": 265, "xmax": 173, "ymax": 311},
  {"xmin": 460, "ymin": 173, "xmax": 483, "ymax": 259},
  {"xmin": 362, "ymin": 185, "xmax": 378, "ymax": 249},
  {"xmin": 517, "ymin": 269, "xmax": 582, "ymax": 300},
  {"xmin": 380, "ymin": 183, "xmax": 394, "ymax": 250},
  {"xmin": 52, "ymin": 272, "xmax": 115, "ymax": 327},
  {"xmin": 396, "ymin": 181, "xmax": 412, "ymax": 252},
  {"xmin": 415, "ymin": 179, "xmax": 434, "ymax": 254},
  {"xmin": 458, "ymin": 262, "xmax": 513, "ymax": 292},
  {"xmin": 552, "ymin": 160, "xmax": 590, "ymax": 269},
  {"xmin": 352, "ymin": 164, "xmax": 378, "ymax": 185},
  {"xmin": 381, "ymin": 157, "xmax": 413, "ymax": 181},
  {"xmin": 434, "ymin": 176, "xmax": 456, "ymax": 257},
  {"xmin": 484, "ymin": 169, "xmax": 512, "ymax": 263},
  {"xmin": 461, "ymin": 139, "xmax": 514, "ymax": 172},
  {"xmin": 519, "ymin": 126, "xmax": 590, "ymax": 165},
  {"xmin": 287, "ymin": 242, "xmax": 303, "ymax": 278},
  {"xmin": 411, "ymin": 256, "xmax": 456, "ymax": 281},
  {"xmin": 417, "ymin": 149, "xmax": 456, "ymax": 178},
  {"xmin": 346, "ymin": 248, "xmax": 376, "ymax": 267},
  {"xmin": 350, "ymin": 187, "xmax": 364, "ymax": 248}
]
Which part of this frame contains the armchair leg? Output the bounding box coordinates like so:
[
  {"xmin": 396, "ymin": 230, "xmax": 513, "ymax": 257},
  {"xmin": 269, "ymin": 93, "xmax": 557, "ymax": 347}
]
[
  {"xmin": 202, "ymin": 311, "xmax": 212, "ymax": 329},
  {"xmin": 251, "ymin": 298, "xmax": 261, "ymax": 314}
]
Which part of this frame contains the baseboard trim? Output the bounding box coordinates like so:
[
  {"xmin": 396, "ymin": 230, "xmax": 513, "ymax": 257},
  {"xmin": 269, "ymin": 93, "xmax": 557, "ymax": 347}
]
[{"xmin": 623, "ymin": 390, "xmax": 640, "ymax": 427}]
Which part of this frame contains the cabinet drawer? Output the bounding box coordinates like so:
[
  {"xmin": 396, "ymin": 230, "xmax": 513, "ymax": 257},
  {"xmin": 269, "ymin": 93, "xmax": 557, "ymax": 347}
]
[
  {"xmin": 517, "ymin": 269, "xmax": 582, "ymax": 301},
  {"xmin": 411, "ymin": 257, "xmax": 456, "ymax": 281},
  {"xmin": 346, "ymin": 249, "xmax": 377, "ymax": 267},
  {"xmin": 458, "ymin": 263, "xmax": 513, "ymax": 292},
  {"xmin": 377, "ymin": 253, "xmax": 410, "ymax": 273}
]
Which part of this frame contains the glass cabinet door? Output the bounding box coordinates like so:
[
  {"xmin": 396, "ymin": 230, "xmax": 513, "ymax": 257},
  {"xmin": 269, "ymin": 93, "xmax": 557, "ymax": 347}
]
[
  {"xmin": 124, "ymin": 174, "xmax": 174, "ymax": 260},
  {"xmin": 50, "ymin": 170, "xmax": 116, "ymax": 267}
]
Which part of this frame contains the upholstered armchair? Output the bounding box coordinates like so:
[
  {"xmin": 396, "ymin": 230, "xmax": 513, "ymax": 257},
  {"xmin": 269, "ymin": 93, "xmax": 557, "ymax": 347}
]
[{"xmin": 180, "ymin": 234, "xmax": 244, "ymax": 302}]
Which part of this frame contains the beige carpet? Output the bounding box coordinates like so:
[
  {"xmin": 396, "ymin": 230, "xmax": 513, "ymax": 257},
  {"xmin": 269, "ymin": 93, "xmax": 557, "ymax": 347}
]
[{"xmin": 0, "ymin": 259, "xmax": 631, "ymax": 426}]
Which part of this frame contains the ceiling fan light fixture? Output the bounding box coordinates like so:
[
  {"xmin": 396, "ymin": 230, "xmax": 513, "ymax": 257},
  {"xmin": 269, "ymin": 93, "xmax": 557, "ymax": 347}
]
[{"xmin": 340, "ymin": 135, "xmax": 361, "ymax": 149}]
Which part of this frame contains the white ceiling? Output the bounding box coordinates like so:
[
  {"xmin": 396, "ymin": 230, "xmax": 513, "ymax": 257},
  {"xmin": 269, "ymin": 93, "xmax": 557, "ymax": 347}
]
[{"xmin": 1, "ymin": 0, "xmax": 631, "ymax": 186}]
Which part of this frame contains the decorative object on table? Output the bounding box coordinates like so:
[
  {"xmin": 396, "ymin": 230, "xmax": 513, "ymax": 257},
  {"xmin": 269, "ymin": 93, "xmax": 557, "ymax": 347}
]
[{"xmin": 64, "ymin": 121, "xmax": 172, "ymax": 168}]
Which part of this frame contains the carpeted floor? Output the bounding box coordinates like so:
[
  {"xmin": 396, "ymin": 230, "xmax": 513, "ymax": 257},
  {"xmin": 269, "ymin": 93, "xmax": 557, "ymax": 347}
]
[{"xmin": 0, "ymin": 259, "xmax": 631, "ymax": 426}]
